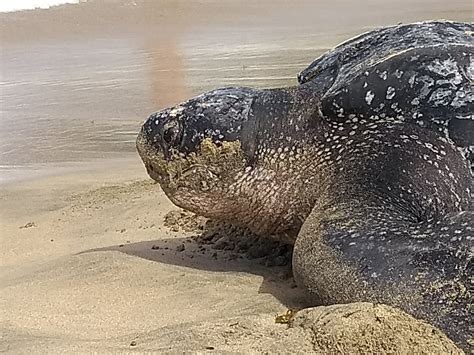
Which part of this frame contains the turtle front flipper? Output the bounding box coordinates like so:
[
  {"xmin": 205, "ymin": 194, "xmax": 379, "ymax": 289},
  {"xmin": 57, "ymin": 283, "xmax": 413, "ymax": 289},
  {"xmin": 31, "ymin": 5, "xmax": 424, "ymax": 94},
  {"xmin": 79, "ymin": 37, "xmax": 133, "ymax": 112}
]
[
  {"xmin": 292, "ymin": 123, "xmax": 472, "ymax": 351},
  {"xmin": 293, "ymin": 124, "xmax": 474, "ymax": 349},
  {"xmin": 293, "ymin": 206, "xmax": 473, "ymax": 351}
]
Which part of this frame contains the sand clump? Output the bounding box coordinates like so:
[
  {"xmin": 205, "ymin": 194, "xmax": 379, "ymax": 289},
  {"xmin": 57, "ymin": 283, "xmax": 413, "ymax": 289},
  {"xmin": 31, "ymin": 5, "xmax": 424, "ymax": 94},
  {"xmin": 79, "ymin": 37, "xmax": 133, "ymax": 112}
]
[
  {"xmin": 163, "ymin": 209, "xmax": 207, "ymax": 232},
  {"xmin": 139, "ymin": 138, "xmax": 245, "ymax": 191},
  {"xmin": 163, "ymin": 209, "xmax": 293, "ymax": 268},
  {"xmin": 290, "ymin": 303, "xmax": 462, "ymax": 354}
]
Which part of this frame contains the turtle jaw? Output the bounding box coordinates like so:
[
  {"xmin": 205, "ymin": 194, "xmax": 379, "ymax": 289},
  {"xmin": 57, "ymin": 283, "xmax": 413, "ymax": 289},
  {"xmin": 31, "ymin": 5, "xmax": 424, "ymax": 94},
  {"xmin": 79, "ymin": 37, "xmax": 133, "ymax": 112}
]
[{"xmin": 137, "ymin": 120, "xmax": 249, "ymax": 217}]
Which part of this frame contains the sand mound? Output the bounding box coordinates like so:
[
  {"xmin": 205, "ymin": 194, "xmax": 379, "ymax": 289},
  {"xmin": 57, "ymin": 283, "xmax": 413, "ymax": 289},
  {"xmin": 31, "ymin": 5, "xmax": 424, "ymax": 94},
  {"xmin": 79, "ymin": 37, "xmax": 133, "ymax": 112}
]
[
  {"xmin": 133, "ymin": 303, "xmax": 461, "ymax": 353},
  {"xmin": 164, "ymin": 209, "xmax": 293, "ymax": 268},
  {"xmin": 290, "ymin": 303, "xmax": 461, "ymax": 353}
]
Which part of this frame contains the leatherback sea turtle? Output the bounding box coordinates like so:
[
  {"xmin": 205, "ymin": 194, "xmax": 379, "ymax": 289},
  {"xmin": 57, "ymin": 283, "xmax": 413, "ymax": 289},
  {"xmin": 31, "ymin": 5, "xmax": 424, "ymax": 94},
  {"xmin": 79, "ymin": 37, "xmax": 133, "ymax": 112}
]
[{"xmin": 137, "ymin": 21, "xmax": 473, "ymax": 350}]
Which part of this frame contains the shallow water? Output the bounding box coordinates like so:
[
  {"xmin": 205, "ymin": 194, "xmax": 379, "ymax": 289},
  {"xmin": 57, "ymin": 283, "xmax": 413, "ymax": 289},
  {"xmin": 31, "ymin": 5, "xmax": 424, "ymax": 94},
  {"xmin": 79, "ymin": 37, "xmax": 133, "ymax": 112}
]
[{"xmin": 0, "ymin": 0, "xmax": 471, "ymax": 183}]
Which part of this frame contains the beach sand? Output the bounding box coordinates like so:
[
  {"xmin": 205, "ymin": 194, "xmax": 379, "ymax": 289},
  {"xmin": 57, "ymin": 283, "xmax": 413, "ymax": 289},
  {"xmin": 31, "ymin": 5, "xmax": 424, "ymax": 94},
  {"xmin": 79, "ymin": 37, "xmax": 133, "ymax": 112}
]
[
  {"xmin": 0, "ymin": 160, "xmax": 462, "ymax": 353},
  {"xmin": 0, "ymin": 160, "xmax": 300, "ymax": 352},
  {"xmin": 1, "ymin": 0, "xmax": 472, "ymax": 353}
]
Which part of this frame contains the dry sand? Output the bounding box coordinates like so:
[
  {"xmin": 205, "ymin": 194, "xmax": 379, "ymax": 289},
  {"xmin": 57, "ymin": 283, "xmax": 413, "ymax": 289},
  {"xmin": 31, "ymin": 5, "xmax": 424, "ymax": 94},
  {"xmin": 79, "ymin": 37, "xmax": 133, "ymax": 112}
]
[{"xmin": 0, "ymin": 159, "xmax": 296, "ymax": 352}]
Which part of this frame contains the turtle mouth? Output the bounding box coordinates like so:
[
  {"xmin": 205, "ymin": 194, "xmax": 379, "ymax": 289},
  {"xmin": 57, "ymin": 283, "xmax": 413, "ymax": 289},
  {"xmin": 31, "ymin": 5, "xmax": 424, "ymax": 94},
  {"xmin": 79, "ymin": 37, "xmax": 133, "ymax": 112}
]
[
  {"xmin": 144, "ymin": 162, "xmax": 169, "ymax": 184},
  {"xmin": 138, "ymin": 130, "xmax": 246, "ymax": 193},
  {"xmin": 140, "ymin": 151, "xmax": 191, "ymax": 189},
  {"xmin": 142, "ymin": 153, "xmax": 223, "ymax": 196},
  {"xmin": 167, "ymin": 163, "xmax": 220, "ymax": 187}
]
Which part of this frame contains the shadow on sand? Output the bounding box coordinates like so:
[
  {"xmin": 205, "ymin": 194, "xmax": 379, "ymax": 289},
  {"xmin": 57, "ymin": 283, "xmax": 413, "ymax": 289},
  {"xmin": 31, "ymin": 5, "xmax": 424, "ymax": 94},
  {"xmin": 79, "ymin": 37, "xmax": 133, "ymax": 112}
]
[{"xmin": 81, "ymin": 234, "xmax": 310, "ymax": 309}]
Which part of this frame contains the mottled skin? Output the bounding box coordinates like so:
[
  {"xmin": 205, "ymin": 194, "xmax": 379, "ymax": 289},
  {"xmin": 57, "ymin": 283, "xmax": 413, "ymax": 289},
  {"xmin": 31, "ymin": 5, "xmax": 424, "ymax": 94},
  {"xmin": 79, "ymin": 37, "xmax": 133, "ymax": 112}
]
[
  {"xmin": 137, "ymin": 21, "xmax": 473, "ymax": 350},
  {"xmin": 299, "ymin": 21, "xmax": 473, "ymax": 169}
]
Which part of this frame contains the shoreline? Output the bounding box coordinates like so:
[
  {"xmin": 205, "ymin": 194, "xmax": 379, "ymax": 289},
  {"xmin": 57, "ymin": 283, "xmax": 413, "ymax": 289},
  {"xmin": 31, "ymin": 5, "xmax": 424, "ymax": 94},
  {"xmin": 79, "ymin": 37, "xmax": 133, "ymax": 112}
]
[{"xmin": 0, "ymin": 154, "xmax": 139, "ymax": 187}]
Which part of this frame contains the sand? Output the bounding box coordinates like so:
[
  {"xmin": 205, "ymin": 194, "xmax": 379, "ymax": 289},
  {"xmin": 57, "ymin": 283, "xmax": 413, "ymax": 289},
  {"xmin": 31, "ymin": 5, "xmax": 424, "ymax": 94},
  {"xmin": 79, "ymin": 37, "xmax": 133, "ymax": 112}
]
[
  {"xmin": 0, "ymin": 159, "xmax": 296, "ymax": 352},
  {"xmin": 1, "ymin": 159, "xmax": 463, "ymax": 353}
]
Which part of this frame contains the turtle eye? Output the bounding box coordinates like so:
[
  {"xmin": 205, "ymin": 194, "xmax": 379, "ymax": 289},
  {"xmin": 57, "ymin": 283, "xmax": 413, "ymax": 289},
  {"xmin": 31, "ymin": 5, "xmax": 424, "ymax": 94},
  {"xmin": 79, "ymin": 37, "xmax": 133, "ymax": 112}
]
[{"xmin": 162, "ymin": 120, "xmax": 181, "ymax": 147}]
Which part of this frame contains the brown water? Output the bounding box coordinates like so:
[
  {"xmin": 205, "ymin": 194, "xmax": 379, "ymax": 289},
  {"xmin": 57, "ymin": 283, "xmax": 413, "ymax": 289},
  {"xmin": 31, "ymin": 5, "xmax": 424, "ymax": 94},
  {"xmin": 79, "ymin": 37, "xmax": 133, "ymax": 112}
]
[{"xmin": 0, "ymin": 0, "xmax": 472, "ymax": 183}]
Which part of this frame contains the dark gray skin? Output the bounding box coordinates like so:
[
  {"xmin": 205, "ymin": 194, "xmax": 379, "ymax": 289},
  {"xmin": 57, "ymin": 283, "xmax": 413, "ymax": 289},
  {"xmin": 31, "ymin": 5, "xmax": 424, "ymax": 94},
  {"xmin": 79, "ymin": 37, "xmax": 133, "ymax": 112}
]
[{"xmin": 137, "ymin": 22, "xmax": 473, "ymax": 350}]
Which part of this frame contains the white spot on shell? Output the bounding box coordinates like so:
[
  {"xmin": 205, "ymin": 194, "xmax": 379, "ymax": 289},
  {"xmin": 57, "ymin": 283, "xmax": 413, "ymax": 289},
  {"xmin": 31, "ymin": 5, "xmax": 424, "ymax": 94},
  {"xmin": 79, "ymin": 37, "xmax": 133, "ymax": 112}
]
[
  {"xmin": 365, "ymin": 91, "xmax": 375, "ymax": 105},
  {"xmin": 169, "ymin": 106, "xmax": 185, "ymax": 116},
  {"xmin": 386, "ymin": 87, "xmax": 396, "ymax": 100}
]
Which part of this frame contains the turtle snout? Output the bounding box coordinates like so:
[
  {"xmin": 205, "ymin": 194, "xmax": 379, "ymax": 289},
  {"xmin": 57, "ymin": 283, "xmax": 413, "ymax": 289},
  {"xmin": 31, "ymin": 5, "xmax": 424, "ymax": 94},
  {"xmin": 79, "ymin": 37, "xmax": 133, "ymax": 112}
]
[
  {"xmin": 136, "ymin": 125, "xmax": 171, "ymax": 184},
  {"xmin": 136, "ymin": 125, "xmax": 155, "ymax": 168}
]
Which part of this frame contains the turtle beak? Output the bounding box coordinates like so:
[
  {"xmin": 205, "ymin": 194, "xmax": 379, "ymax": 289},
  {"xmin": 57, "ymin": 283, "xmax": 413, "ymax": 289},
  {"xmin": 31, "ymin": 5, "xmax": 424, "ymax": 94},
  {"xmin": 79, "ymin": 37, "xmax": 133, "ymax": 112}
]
[
  {"xmin": 136, "ymin": 125, "xmax": 150, "ymax": 162},
  {"xmin": 136, "ymin": 126, "xmax": 172, "ymax": 184},
  {"xmin": 136, "ymin": 126, "xmax": 156, "ymax": 174}
]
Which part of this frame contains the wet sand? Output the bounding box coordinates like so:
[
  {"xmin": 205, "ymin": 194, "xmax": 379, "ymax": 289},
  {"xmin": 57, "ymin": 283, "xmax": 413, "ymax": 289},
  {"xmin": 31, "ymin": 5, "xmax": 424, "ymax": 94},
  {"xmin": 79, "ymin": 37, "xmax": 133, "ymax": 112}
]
[{"xmin": 1, "ymin": 0, "xmax": 472, "ymax": 353}]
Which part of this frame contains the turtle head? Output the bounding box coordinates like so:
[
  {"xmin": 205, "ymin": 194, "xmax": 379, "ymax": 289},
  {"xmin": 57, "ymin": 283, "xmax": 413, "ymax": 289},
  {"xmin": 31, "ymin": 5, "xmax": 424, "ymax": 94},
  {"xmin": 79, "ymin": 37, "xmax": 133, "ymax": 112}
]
[{"xmin": 137, "ymin": 87, "xmax": 260, "ymax": 216}]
